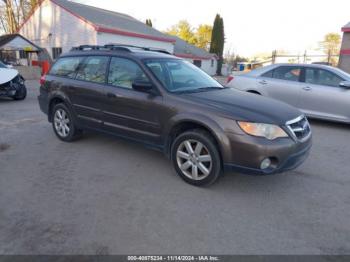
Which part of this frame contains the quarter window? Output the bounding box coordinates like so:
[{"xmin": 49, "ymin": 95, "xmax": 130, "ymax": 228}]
[
  {"xmin": 272, "ymin": 66, "xmax": 301, "ymax": 82},
  {"xmin": 108, "ymin": 57, "xmax": 150, "ymax": 89},
  {"xmin": 76, "ymin": 56, "xmax": 109, "ymax": 84},
  {"xmin": 305, "ymin": 68, "xmax": 343, "ymax": 87},
  {"xmin": 262, "ymin": 69, "xmax": 273, "ymax": 78},
  {"xmin": 50, "ymin": 57, "xmax": 83, "ymax": 78}
]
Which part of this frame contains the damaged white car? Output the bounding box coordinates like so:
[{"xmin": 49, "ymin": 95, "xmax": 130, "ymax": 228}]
[{"xmin": 0, "ymin": 62, "xmax": 26, "ymax": 100}]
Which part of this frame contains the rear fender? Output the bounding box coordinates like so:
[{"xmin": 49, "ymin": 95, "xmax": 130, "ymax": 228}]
[{"xmin": 48, "ymin": 91, "xmax": 78, "ymax": 123}]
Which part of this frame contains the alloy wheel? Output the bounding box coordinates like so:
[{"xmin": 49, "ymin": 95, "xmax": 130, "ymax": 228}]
[
  {"xmin": 176, "ymin": 139, "xmax": 212, "ymax": 180},
  {"xmin": 54, "ymin": 108, "xmax": 70, "ymax": 138}
]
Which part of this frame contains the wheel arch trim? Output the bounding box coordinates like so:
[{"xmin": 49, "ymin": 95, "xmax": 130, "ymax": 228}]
[{"xmin": 163, "ymin": 113, "xmax": 232, "ymax": 161}]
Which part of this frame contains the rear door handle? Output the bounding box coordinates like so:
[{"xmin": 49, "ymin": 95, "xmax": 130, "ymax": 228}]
[
  {"xmin": 259, "ymin": 80, "xmax": 267, "ymax": 85},
  {"xmin": 303, "ymin": 86, "xmax": 312, "ymax": 91}
]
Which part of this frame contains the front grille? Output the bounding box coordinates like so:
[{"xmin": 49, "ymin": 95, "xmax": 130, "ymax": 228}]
[{"xmin": 286, "ymin": 115, "xmax": 311, "ymax": 141}]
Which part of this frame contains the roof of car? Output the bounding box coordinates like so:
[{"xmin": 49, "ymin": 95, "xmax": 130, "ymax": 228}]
[
  {"xmin": 63, "ymin": 47, "xmax": 179, "ymax": 60},
  {"xmin": 244, "ymin": 63, "xmax": 350, "ymax": 79}
]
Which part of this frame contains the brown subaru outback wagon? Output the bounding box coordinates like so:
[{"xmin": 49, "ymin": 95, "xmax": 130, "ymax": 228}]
[{"xmin": 38, "ymin": 45, "xmax": 312, "ymax": 186}]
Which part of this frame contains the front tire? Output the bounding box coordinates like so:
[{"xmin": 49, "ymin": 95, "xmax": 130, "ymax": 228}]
[
  {"xmin": 52, "ymin": 103, "xmax": 82, "ymax": 142},
  {"xmin": 171, "ymin": 129, "xmax": 222, "ymax": 186},
  {"xmin": 13, "ymin": 85, "xmax": 27, "ymax": 100}
]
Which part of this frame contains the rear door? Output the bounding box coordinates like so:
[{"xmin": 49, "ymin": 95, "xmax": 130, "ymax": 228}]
[
  {"xmin": 101, "ymin": 56, "xmax": 164, "ymax": 146},
  {"xmin": 67, "ymin": 56, "xmax": 110, "ymax": 128},
  {"xmin": 257, "ymin": 65, "xmax": 303, "ymax": 107},
  {"xmin": 299, "ymin": 67, "xmax": 349, "ymax": 121}
]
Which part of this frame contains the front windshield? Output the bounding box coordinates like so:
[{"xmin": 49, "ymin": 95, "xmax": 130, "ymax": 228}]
[
  {"xmin": 144, "ymin": 59, "xmax": 223, "ymax": 93},
  {"xmin": 0, "ymin": 61, "xmax": 7, "ymax": 68},
  {"xmin": 330, "ymin": 67, "xmax": 350, "ymax": 80}
]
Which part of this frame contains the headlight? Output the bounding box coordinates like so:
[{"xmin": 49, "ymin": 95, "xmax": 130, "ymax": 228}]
[{"xmin": 237, "ymin": 121, "xmax": 288, "ymax": 140}]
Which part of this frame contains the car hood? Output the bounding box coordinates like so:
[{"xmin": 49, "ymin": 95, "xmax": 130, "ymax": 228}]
[
  {"xmin": 0, "ymin": 68, "xmax": 19, "ymax": 85},
  {"xmin": 179, "ymin": 88, "xmax": 302, "ymax": 125}
]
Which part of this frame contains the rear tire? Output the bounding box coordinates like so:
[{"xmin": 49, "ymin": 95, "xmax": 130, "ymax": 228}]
[
  {"xmin": 171, "ymin": 129, "xmax": 222, "ymax": 186},
  {"xmin": 52, "ymin": 103, "xmax": 82, "ymax": 142},
  {"xmin": 13, "ymin": 86, "xmax": 27, "ymax": 100}
]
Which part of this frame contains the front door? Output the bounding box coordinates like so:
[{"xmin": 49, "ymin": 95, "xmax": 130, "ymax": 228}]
[{"xmin": 101, "ymin": 57, "xmax": 164, "ymax": 146}]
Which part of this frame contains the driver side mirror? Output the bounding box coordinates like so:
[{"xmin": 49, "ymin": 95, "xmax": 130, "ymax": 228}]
[
  {"xmin": 132, "ymin": 81, "xmax": 156, "ymax": 94},
  {"xmin": 339, "ymin": 81, "xmax": 350, "ymax": 88}
]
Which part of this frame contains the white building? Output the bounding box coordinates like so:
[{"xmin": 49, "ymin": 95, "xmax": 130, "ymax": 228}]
[
  {"xmin": 18, "ymin": 0, "xmax": 175, "ymax": 59},
  {"xmin": 18, "ymin": 0, "xmax": 218, "ymax": 75}
]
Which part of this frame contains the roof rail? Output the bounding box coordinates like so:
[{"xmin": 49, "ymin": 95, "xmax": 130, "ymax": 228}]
[
  {"xmin": 71, "ymin": 45, "xmax": 106, "ymax": 51},
  {"xmin": 71, "ymin": 44, "xmax": 171, "ymax": 55},
  {"xmin": 104, "ymin": 44, "xmax": 171, "ymax": 54}
]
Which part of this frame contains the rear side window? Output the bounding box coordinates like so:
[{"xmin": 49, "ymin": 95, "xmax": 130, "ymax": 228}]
[
  {"xmin": 108, "ymin": 57, "xmax": 150, "ymax": 89},
  {"xmin": 50, "ymin": 57, "xmax": 83, "ymax": 78},
  {"xmin": 272, "ymin": 66, "xmax": 301, "ymax": 82},
  {"xmin": 76, "ymin": 56, "xmax": 109, "ymax": 84}
]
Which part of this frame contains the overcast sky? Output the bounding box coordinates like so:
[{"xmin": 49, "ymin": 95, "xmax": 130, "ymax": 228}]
[{"xmin": 76, "ymin": 0, "xmax": 350, "ymax": 57}]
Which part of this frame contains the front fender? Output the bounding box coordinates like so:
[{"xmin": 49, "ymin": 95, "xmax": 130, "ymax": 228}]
[{"xmin": 163, "ymin": 113, "xmax": 233, "ymax": 162}]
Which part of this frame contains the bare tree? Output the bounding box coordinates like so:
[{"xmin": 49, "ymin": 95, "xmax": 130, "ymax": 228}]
[{"xmin": 0, "ymin": 0, "xmax": 38, "ymax": 34}]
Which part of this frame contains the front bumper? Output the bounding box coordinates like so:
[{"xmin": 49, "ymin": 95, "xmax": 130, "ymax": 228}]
[
  {"xmin": 0, "ymin": 76, "xmax": 25, "ymax": 97},
  {"xmin": 223, "ymin": 132, "xmax": 312, "ymax": 175}
]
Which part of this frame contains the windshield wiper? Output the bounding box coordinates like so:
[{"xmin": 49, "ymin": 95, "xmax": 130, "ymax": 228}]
[
  {"xmin": 173, "ymin": 86, "xmax": 225, "ymax": 94},
  {"xmin": 192, "ymin": 86, "xmax": 225, "ymax": 92}
]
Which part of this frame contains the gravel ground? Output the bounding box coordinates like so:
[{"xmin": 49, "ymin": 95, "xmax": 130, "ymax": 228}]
[{"xmin": 0, "ymin": 80, "xmax": 349, "ymax": 255}]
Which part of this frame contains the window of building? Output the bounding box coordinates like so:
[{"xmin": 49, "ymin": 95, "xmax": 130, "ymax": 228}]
[
  {"xmin": 211, "ymin": 59, "xmax": 214, "ymax": 67},
  {"xmin": 52, "ymin": 47, "xmax": 62, "ymax": 60},
  {"xmin": 76, "ymin": 56, "xmax": 109, "ymax": 84},
  {"xmin": 193, "ymin": 60, "xmax": 202, "ymax": 68},
  {"xmin": 108, "ymin": 57, "xmax": 150, "ymax": 89},
  {"xmin": 50, "ymin": 56, "xmax": 84, "ymax": 78},
  {"xmin": 305, "ymin": 68, "xmax": 343, "ymax": 87},
  {"xmin": 19, "ymin": 50, "xmax": 28, "ymax": 59}
]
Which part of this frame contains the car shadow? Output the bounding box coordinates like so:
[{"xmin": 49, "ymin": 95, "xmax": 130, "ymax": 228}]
[
  {"xmin": 0, "ymin": 97, "xmax": 14, "ymax": 103},
  {"xmin": 308, "ymin": 118, "xmax": 349, "ymax": 130},
  {"xmin": 72, "ymin": 130, "xmax": 304, "ymax": 194}
]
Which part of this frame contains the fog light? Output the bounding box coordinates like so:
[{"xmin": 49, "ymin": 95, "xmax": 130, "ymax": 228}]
[{"xmin": 260, "ymin": 158, "xmax": 271, "ymax": 170}]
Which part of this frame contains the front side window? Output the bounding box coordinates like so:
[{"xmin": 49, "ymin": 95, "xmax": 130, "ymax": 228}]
[
  {"xmin": 145, "ymin": 59, "xmax": 222, "ymax": 93},
  {"xmin": 50, "ymin": 56, "xmax": 83, "ymax": 78},
  {"xmin": 272, "ymin": 66, "xmax": 301, "ymax": 82},
  {"xmin": 305, "ymin": 68, "xmax": 343, "ymax": 87},
  {"xmin": 76, "ymin": 56, "xmax": 109, "ymax": 84},
  {"xmin": 108, "ymin": 57, "xmax": 150, "ymax": 89}
]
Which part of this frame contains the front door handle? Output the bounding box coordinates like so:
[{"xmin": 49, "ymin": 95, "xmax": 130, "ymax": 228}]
[
  {"xmin": 303, "ymin": 86, "xmax": 312, "ymax": 91},
  {"xmin": 259, "ymin": 80, "xmax": 267, "ymax": 85}
]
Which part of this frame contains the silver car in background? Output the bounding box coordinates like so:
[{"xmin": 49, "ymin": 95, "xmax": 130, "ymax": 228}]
[{"xmin": 226, "ymin": 64, "xmax": 350, "ymax": 123}]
